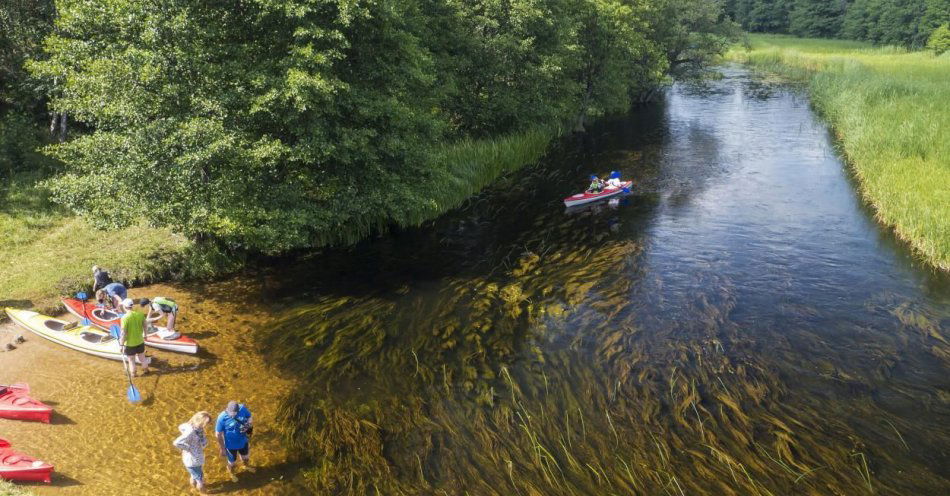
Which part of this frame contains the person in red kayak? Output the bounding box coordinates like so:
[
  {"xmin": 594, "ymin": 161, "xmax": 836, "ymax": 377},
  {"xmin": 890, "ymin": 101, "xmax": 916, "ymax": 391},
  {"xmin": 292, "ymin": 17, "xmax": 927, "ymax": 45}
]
[
  {"xmin": 606, "ymin": 170, "xmax": 623, "ymax": 189},
  {"xmin": 586, "ymin": 175, "xmax": 605, "ymax": 193},
  {"xmin": 119, "ymin": 298, "xmax": 149, "ymax": 376}
]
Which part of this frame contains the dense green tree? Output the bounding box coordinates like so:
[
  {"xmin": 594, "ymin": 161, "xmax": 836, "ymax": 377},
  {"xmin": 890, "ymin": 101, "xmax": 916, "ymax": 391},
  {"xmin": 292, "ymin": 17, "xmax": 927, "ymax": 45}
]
[
  {"xmin": 30, "ymin": 0, "xmax": 736, "ymax": 252},
  {"xmin": 928, "ymin": 22, "xmax": 950, "ymax": 52},
  {"xmin": 730, "ymin": 0, "xmax": 949, "ymax": 47},
  {"xmin": 789, "ymin": 0, "xmax": 846, "ymax": 38}
]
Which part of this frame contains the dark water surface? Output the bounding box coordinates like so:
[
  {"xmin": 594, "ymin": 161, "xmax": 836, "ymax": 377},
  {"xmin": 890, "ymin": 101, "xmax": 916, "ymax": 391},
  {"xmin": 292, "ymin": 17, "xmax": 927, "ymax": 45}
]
[
  {"xmin": 255, "ymin": 66, "xmax": 949, "ymax": 495},
  {"xmin": 7, "ymin": 66, "xmax": 947, "ymax": 495}
]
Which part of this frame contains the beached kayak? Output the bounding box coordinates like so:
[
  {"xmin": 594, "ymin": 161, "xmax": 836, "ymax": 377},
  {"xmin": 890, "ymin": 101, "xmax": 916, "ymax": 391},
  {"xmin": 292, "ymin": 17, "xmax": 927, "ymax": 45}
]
[
  {"xmin": 5, "ymin": 308, "xmax": 126, "ymax": 361},
  {"xmin": 563, "ymin": 181, "xmax": 632, "ymax": 207},
  {"xmin": 61, "ymin": 298, "xmax": 198, "ymax": 354},
  {"xmin": 0, "ymin": 383, "xmax": 52, "ymax": 423},
  {"xmin": 0, "ymin": 446, "xmax": 54, "ymax": 483}
]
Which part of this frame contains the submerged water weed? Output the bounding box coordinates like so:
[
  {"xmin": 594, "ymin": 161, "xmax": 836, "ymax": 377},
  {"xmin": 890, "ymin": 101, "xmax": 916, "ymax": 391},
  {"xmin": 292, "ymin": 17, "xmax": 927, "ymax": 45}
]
[
  {"xmin": 262, "ymin": 213, "xmax": 949, "ymax": 495},
  {"xmin": 258, "ymin": 87, "xmax": 950, "ymax": 494}
]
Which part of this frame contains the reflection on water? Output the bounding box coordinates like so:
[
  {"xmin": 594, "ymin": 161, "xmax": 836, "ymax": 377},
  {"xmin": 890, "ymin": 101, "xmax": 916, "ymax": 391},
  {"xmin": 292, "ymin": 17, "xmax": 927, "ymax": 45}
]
[{"xmin": 263, "ymin": 65, "xmax": 950, "ymax": 494}]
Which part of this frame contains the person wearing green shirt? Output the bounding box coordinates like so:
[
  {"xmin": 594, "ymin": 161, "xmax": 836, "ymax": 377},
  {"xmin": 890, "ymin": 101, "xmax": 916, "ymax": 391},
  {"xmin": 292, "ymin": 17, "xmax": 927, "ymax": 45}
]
[
  {"xmin": 146, "ymin": 296, "xmax": 180, "ymax": 334},
  {"xmin": 119, "ymin": 298, "xmax": 150, "ymax": 376}
]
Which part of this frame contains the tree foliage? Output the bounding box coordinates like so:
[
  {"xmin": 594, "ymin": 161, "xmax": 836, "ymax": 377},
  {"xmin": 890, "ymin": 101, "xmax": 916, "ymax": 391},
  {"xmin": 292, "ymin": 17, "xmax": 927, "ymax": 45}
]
[
  {"xmin": 29, "ymin": 0, "xmax": 738, "ymax": 252},
  {"xmin": 726, "ymin": 0, "xmax": 950, "ymax": 48},
  {"xmin": 928, "ymin": 22, "xmax": 950, "ymax": 53}
]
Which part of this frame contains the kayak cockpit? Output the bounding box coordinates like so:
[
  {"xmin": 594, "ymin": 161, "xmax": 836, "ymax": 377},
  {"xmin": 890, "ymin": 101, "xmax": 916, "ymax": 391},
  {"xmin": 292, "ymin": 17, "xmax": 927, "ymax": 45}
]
[
  {"xmin": 43, "ymin": 321, "xmax": 66, "ymax": 332},
  {"xmin": 91, "ymin": 308, "xmax": 120, "ymax": 320},
  {"xmin": 80, "ymin": 332, "xmax": 113, "ymax": 344}
]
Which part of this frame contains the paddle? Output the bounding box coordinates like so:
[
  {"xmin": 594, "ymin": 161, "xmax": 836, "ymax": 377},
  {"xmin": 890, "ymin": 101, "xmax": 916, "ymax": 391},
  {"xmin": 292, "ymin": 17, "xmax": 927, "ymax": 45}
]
[
  {"xmin": 0, "ymin": 437, "xmax": 9, "ymax": 448},
  {"xmin": 113, "ymin": 323, "xmax": 141, "ymax": 403},
  {"xmin": 76, "ymin": 292, "xmax": 91, "ymax": 326}
]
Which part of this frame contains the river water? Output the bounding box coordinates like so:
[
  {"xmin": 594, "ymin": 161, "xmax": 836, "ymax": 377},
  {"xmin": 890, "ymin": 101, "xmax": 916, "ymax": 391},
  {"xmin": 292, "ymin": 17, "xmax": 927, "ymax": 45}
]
[{"xmin": 2, "ymin": 65, "xmax": 948, "ymax": 495}]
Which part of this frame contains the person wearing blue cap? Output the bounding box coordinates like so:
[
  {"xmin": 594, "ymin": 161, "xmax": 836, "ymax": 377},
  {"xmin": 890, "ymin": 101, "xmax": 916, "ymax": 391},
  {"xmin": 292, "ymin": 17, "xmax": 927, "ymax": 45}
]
[
  {"xmin": 606, "ymin": 170, "xmax": 623, "ymax": 189},
  {"xmin": 586, "ymin": 175, "xmax": 605, "ymax": 193}
]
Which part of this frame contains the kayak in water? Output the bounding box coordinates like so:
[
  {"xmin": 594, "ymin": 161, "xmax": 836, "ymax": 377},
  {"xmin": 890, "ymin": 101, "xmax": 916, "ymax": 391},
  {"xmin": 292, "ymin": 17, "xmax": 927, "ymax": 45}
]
[
  {"xmin": 564, "ymin": 181, "xmax": 632, "ymax": 207},
  {"xmin": 0, "ymin": 383, "xmax": 52, "ymax": 423},
  {"xmin": 0, "ymin": 445, "xmax": 54, "ymax": 483},
  {"xmin": 61, "ymin": 298, "xmax": 198, "ymax": 354},
  {"xmin": 5, "ymin": 308, "xmax": 128, "ymax": 361}
]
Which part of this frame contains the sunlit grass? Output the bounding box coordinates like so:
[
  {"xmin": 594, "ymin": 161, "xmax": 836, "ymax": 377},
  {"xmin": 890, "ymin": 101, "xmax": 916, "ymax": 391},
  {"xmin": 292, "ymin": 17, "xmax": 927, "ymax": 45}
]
[
  {"xmin": 728, "ymin": 34, "xmax": 950, "ymax": 270},
  {"xmin": 0, "ymin": 479, "xmax": 34, "ymax": 496},
  {"xmin": 0, "ymin": 170, "xmax": 237, "ymax": 312}
]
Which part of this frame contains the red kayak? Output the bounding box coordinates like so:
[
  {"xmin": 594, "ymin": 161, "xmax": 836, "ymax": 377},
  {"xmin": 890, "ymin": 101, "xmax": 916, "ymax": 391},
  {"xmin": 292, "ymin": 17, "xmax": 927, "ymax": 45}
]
[
  {"xmin": 61, "ymin": 298, "xmax": 198, "ymax": 354},
  {"xmin": 563, "ymin": 181, "xmax": 632, "ymax": 207},
  {"xmin": 0, "ymin": 384, "xmax": 52, "ymax": 423},
  {"xmin": 0, "ymin": 447, "xmax": 54, "ymax": 483}
]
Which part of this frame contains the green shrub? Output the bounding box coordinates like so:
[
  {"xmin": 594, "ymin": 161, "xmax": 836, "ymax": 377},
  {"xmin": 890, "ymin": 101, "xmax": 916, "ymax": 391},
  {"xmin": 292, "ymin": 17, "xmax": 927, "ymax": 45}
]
[{"xmin": 927, "ymin": 24, "xmax": 950, "ymax": 55}]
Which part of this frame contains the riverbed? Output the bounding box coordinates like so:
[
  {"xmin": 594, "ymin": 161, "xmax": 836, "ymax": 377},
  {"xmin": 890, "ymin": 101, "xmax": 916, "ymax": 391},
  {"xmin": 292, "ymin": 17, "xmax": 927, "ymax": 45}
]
[{"xmin": 2, "ymin": 65, "xmax": 948, "ymax": 495}]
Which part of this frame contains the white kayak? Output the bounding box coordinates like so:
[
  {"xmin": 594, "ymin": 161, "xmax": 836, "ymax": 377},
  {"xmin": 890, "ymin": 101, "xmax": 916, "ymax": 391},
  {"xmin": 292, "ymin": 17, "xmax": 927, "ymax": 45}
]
[{"xmin": 5, "ymin": 308, "xmax": 128, "ymax": 361}]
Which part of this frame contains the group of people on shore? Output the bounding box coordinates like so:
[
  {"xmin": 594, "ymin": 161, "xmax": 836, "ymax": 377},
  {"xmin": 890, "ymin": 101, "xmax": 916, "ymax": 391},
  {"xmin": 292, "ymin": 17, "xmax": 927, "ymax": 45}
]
[
  {"xmin": 173, "ymin": 401, "xmax": 255, "ymax": 493},
  {"xmin": 92, "ymin": 265, "xmax": 179, "ymax": 376},
  {"xmin": 92, "ymin": 267, "xmax": 253, "ymax": 493}
]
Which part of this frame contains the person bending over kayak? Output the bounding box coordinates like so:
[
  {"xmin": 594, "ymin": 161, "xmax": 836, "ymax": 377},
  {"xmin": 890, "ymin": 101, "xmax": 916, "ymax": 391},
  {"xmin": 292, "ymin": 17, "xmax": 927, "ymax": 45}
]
[
  {"xmin": 96, "ymin": 282, "xmax": 127, "ymax": 311},
  {"xmin": 216, "ymin": 401, "xmax": 254, "ymax": 481},
  {"xmin": 173, "ymin": 411, "xmax": 212, "ymax": 494},
  {"xmin": 92, "ymin": 265, "xmax": 113, "ymax": 293},
  {"xmin": 119, "ymin": 298, "xmax": 149, "ymax": 376},
  {"xmin": 146, "ymin": 296, "xmax": 179, "ymax": 333},
  {"xmin": 586, "ymin": 175, "xmax": 605, "ymax": 193}
]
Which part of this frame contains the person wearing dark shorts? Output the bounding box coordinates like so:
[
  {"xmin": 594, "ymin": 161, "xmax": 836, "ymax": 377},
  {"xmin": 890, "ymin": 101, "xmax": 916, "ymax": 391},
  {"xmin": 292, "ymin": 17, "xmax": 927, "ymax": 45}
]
[
  {"xmin": 119, "ymin": 298, "xmax": 149, "ymax": 376},
  {"xmin": 215, "ymin": 400, "xmax": 254, "ymax": 481}
]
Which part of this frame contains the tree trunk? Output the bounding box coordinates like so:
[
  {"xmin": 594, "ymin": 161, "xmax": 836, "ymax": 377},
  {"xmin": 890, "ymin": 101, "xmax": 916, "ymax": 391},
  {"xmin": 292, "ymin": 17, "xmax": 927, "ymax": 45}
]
[
  {"xmin": 49, "ymin": 112, "xmax": 68, "ymax": 142},
  {"xmin": 573, "ymin": 73, "xmax": 595, "ymax": 133}
]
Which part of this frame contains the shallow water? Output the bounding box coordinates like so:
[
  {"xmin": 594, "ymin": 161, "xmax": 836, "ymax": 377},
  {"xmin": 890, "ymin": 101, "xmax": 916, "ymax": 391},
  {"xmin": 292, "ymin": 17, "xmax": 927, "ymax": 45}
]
[{"xmin": 2, "ymin": 65, "xmax": 949, "ymax": 495}]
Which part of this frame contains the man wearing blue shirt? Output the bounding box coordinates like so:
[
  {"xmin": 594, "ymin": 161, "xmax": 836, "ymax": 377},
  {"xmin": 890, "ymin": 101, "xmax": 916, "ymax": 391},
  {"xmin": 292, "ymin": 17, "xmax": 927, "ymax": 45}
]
[{"xmin": 215, "ymin": 400, "xmax": 254, "ymax": 481}]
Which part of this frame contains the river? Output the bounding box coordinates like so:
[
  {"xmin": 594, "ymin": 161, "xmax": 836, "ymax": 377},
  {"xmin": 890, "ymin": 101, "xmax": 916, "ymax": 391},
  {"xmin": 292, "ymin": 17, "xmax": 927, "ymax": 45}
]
[{"xmin": 2, "ymin": 65, "xmax": 948, "ymax": 495}]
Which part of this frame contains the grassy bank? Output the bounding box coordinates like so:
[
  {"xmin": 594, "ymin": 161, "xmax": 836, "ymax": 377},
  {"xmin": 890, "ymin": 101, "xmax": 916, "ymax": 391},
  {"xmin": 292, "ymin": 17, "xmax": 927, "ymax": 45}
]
[
  {"xmin": 0, "ymin": 169, "xmax": 238, "ymax": 314},
  {"xmin": 727, "ymin": 34, "xmax": 950, "ymax": 270},
  {"xmin": 0, "ymin": 129, "xmax": 554, "ymax": 313}
]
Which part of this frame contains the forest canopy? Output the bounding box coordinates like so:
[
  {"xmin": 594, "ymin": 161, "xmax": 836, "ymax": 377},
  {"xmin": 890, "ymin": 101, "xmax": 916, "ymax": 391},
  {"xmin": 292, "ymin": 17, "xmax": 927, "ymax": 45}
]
[
  {"xmin": 19, "ymin": 0, "xmax": 738, "ymax": 252},
  {"xmin": 724, "ymin": 0, "xmax": 950, "ymax": 47}
]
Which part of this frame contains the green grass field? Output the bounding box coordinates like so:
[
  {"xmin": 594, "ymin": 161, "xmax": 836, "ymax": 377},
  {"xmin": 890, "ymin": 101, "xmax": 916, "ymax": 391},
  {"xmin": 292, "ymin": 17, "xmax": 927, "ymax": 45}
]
[
  {"xmin": 728, "ymin": 34, "xmax": 950, "ymax": 270},
  {"xmin": 0, "ymin": 168, "xmax": 195, "ymax": 313}
]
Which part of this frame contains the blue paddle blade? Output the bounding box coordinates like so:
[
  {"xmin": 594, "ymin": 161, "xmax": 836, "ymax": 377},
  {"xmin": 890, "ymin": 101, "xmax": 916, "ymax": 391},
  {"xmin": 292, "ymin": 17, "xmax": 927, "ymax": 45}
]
[
  {"xmin": 110, "ymin": 324, "xmax": 120, "ymax": 338},
  {"xmin": 81, "ymin": 318, "xmax": 91, "ymax": 326},
  {"xmin": 77, "ymin": 292, "xmax": 87, "ymax": 300},
  {"xmin": 127, "ymin": 384, "xmax": 142, "ymax": 403},
  {"xmin": 622, "ymin": 187, "xmax": 630, "ymax": 193}
]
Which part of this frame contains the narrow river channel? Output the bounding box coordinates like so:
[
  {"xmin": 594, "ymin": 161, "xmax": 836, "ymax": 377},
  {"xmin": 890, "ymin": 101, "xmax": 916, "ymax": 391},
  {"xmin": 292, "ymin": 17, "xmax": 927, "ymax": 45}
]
[{"xmin": 2, "ymin": 65, "xmax": 948, "ymax": 495}]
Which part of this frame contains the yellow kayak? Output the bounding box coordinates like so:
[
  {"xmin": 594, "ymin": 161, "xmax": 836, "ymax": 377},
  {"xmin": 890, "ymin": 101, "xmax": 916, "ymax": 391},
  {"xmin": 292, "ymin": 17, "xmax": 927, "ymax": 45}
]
[{"xmin": 5, "ymin": 308, "xmax": 125, "ymax": 361}]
